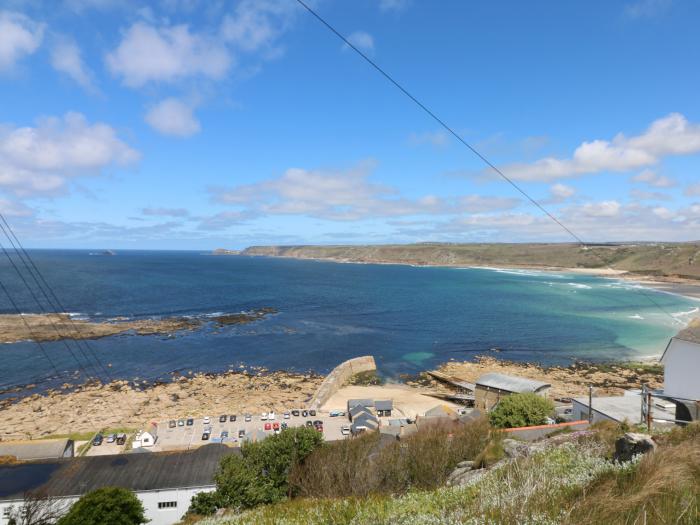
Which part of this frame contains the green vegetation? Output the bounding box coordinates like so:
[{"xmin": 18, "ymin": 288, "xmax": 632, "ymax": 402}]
[
  {"xmin": 345, "ymin": 370, "xmax": 383, "ymax": 386},
  {"xmin": 195, "ymin": 423, "xmax": 700, "ymax": 525},
  {"xmin": 488, "ymin": 393, "xmax": 555, "ymax": 429},
  {"xmin": 290, "ymin": 417, "xmax": 492, "ymax": 497},
  {"xmin": 57, "ymin": 487, "xmax": 146, "ymax": 525},
  {"xmin": 242, "ymin": 242, "xmax": 700, "ymax": 280},
  {"xmin": 188, "ymin": 426, "xmax": 323, "ymax": 516}
]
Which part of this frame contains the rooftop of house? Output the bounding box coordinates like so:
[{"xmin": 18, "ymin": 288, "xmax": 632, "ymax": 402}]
[
  {"xmin": 374, "ymin": 400, "xmax": 393, "ymax": 411},
  {"xmin": 475, "ymin": 372, "xmax": 550, "ymax": 394},
  {"xmin": 572, "ymin": 395, "xmax": 676, "ymax": 424},
  {"xmin": 0, "ymin": 444, "xmax": 237, "ymax": 501}
]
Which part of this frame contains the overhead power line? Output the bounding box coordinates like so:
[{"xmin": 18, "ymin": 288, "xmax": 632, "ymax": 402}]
[{"xmin": 294, "ymin": 0, "xmax": 681, "ymax": 324}]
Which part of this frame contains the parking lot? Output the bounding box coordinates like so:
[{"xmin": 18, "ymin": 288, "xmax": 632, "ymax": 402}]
[{"xmin": 154, "ymin": 410, "xmax": 350, "ymax": 451}]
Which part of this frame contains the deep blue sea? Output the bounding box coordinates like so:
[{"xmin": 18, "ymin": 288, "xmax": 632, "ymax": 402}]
[{"xmin": 1, "ymin": 250, "xmax": 698, "ymax": 396}]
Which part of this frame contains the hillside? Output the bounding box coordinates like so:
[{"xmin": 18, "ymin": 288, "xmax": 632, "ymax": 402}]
[{"xmin": 239, "ymin": 243, "xmax": 700, "ymax": 281}]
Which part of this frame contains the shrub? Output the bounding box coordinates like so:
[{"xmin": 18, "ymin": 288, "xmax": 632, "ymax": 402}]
[
  {"xmin": 290, "ymin": 416, "xmax": 493, "ymax": 497},
  {"xmin": 488, "ymin": 393, "xmax": 554, "ymax": 429},
  {"xmin": 57, "ymin": 487, "xmax": 146, "ymax": 525},
  {"xmin": 191, "ymin": 426, "xmax": 323, "ymax": 514}
]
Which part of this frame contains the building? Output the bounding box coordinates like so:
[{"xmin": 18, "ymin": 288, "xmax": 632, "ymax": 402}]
[
  {"xmin": 0, "ymin": 444, "xmax": 235, "ymax": 525},
  {"xmin": 374, "ymin": 400, "xmax": 393, "ymax": 417},
  {"xmin": 132, "ymin": 423, "xmax": 158, "ymax": 448},
  {"xmin": 571, "ymin": 394, "xmax": 676, "ymax": 425},
  {"xmin": 475, "ymin": 373, "xmax": 551, "ymax": 411},
  {"xmin": 347, "ymin": 399, "xmax": 374, "ymax": 413},
  {"xmin": 0, "ymin": 439, "xmax": 73, "ymax": 461},
  {"xmin": 659, "ymin": 337, "xmax": 700, "ymax": 421}
]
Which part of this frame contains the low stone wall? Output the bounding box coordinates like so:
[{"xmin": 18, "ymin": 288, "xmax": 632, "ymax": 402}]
[{"xmin": 308, "ymin": 356, "xmax": 376, "ymax": 410}]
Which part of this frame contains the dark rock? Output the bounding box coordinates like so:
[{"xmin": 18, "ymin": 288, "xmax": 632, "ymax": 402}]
[{"xmin": 614, "ymin": 432, "xmax": 656, "ymax": 462}]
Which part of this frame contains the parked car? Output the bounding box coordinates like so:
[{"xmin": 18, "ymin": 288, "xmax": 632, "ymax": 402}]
[
  {"xmin": 305, "ymin": 421, "xmax": 313, "ymax": 427},
  {"xmin": 283, "ymin": 412, "xmax": 290, "ymax": 419},
  {"xmin": 219, "ymin": 415, "xmax": 227, "ymax": 423},
  {"xmin": 291, "ymin": 409, "xmax": 300, "ymax": 417},
  {"xmin": 116, "ymin": 433, "xmax": 127, "ymax": 445},
  {"xmin": 264, "ymin": 422, "xmax": 272, "ymax": 431},
  {"xmin": 168, "ymin": 420, "xmax": 176, "ymax": 428},
  {"xmin": 272, "ymin": 422, "xmax": 280, "ymax": 430},
  {"xmin": 261, "ymin": 412, "xmax": 268, "ymax": 421},
  {"xmin": 313, "ymin": 420, "xmax": 323, "ymax": 427},
  {"xmin": 341, "ymin": 426, "xmax": 350, "ymax": 436},
  {"xmin": 186, "ymin": 418, "xmax": 194, "ymax": 426},
  {"xmin": 229, "ymin": 414, "xmax": 237, "ymax": 422},
  {"xmin": 238, "ymin": 429, "xmax": 245, "ymax": 438},
  {"xmin": 329, "ymin": 410, "xmax": 344, "ymax": 417},
  {"xmin": 281, "ymin": 422, "xmax": 288, "ymax": 430},
  {"xmin": 244, "ymin": 414, "xmax": 252, "ymax": 422},
  {"xmin": 106, "ymin": 433, "xmax": 116, "ymax": 443},
  {"xmin": 201, "ymin": 432, "xmax": 210, "ymax": 441},
  {"xmin": 316, "ymin": 425, "xmax": 323, "ymax": 433},
  {"xmin": 301, "ymin": 410, "xmax": 308, "ymax": 417},
  {"xmin": 178, "ymin": 419, "xmax": 185, "ymax": 427},
  {"xmin": 309, "ymin": 409, "xmax": 317, "ymax": 417},
  {"xmin": 92, "ymin": 434, "xmax": 103, "ymax": 446},
  {"xmin": 268, "ymin": 411, "xmax": 276, "ymax": 420},
  {"xmin": 203, "ymin": 416, "xmax": 211, "ymax": 424},
  {"xmin": 221, "ymin": 431, "xmax": 229, "ymax": 439}
]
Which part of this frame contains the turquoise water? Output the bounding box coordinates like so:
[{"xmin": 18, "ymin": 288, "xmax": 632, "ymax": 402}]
[{"xmin": 0, "ymin": 251, "xmax": 696, "ymax": 395}]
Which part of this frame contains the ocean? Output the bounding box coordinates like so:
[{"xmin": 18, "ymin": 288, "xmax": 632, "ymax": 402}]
[{"xmin": 1, "ymin": 250, "xmax": 697, "ymax": 396}]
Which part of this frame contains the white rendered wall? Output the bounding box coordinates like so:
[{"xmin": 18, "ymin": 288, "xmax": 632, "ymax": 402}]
[{"xmin": 662, "ymin": 339, "xmax": 700, "ymax": 400}]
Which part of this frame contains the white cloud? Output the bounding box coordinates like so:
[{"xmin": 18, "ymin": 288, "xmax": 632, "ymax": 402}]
[
  {"xmin": 0, "ymin": 11, "xmax": 44, "ymax": 71},
  {"xmin": 221, "ymin": 0, "xmax": 296, "ymax": 53},
  {"xmin": 652, "ymin": 206, "xmax": 675, "ymax": 220},
  {"xmin": 685, "ymin": 182, "xmax": 700, "ymax": 197},
  {"xmin": 0, "ymin": 112, "xmax": 139, "ymax": 196},
  {"xmin": 631, "ymin": 168, "xmax": 675, "ymax": 187},
  {"xmin": 50, "ymin": 38, "xmax": 95, "ymax": 91},
  {"xmin": 345, "ymin": 31, "xmax": 374, "ymax": 53},
  {"xmin": 579, "ymin": 201, "xmax": 621, "ymax": 217},
  {"xmin": 145, "ymin": 98, "xmax": 200, "ymax": 137},
  {"xmin": 0, "ymin": 198, "xmax": 32, "ymax": 217},
  {"xmin": 142, "ymin": 207, "xmax": 189, "ymax": 217},
  {"xmin": 212, "ymin": 161, "xmax": 518, "ymax": 221},
  {"xmin": 630, "ymin": 188, "xmax": 672, "ymax": 201},
  {"xmin": 625, "ymin": 0, "xmax": 672, "ymax": 18},
  {"xmin": 550, "ymin": 183, "xmax": 575, "ymax": 201},
  {"xmin": 409, "ymin": 130, "xmax": 450, "ymax": 148},
  {"xmin": 106, "ymin": 21, "xmax": 231, "ymax": 87},
  {"xmin": 502, "ymin": 113, "xmax": 700, "ymax": 182},
  {"xmin": 379, "ymin": 0, "xmax": 409, "ymax": 12}
]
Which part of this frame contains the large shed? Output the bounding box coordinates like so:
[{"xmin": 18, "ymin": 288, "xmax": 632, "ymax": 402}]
[{"xmin": 475, "ymin": 373, "xmax": 551, "ymax": 411}]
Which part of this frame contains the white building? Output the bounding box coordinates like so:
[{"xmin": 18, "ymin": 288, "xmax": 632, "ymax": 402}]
[
  {"xmin": 132, "ymin": 422, "xmax": 159, "ymax": 448},
  {"xmin": 0, "ymin": 444, "xmax": 236, "ymax": 525},
  {"xmin": 659, "ymin": 336, "xmax": 700, "ymax": 421}
]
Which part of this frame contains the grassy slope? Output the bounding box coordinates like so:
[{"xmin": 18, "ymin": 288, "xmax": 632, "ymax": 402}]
[
  {"xmin": 195, "ymin": 424, "xmax": 700, "ymax": 525},
  {"xmin": 241, "ymin": 243, "xmax": 700, "ymax": 280}
]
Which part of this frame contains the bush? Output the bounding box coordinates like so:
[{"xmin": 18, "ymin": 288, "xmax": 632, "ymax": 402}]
[
  {"xmin": 488, "ymin": 393, "xmax": 554, "ymax": 429},
  {"xmin": 190, "ymin": 426, "xmax": 323, "ymax": 515},
  {"xmin": 57, "ymin": 487, "xmax": 146, "ymax": 525},
  {"xmin": 290, "ymin": 416, "xmax": 493, "ymax": 497}
]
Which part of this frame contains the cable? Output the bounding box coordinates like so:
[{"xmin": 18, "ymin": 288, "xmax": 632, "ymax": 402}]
[{"xmin": 294, "ymin": 0, "xmax": 683, "ymax": 325}]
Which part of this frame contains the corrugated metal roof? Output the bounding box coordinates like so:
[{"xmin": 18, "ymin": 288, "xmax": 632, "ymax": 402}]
[
  {"xmin": 0, "ymin": 439, "xmax": 72, "ymax": 461},
  {"xmin": 0, "ymin": 444, "xmax": 236, "ymax": 501},
  {"xmin": 475, "ymin": 373, "xmax": 550, "ymax": 393}
]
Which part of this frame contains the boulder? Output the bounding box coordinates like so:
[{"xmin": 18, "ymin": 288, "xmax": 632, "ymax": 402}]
[
  {"xmin": 446, "ymin": 467, "xmax": 486, "ymax": 487},
  {"xmin": 614, "ymin": 432, "xmax": 656, "ymax": 462}
]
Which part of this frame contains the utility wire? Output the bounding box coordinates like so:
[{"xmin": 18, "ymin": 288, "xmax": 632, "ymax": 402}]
[{"xmin": 294, "ymin": 0, "xmax": 682, "ymax": 325}]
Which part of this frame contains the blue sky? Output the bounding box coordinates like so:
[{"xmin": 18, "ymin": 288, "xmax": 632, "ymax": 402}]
[{"xmin": 0, "ymin": 0, "xmax": 699, "ymax": 249}]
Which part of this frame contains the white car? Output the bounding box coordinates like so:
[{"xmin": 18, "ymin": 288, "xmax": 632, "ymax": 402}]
[
  {"xmin": 268, "ymin": 411, "xmax": 276, "ymax": 420},
  {"xmin": 261, "ymin": 412, "xmax": 268, "ymax": 421},
  {"xmin": 341, "ymin": 426, "xmax": 350, "ymax": 436},
  {"xmin": 203, "ymin": 416, "xmax": 210, "ymax": 425},
  {"xmin": 283, "ymin": 412, "xmax": 290, "ymax": 419}
]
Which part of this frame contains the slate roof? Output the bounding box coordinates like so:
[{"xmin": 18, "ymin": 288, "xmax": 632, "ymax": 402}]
[
  {"xmin": 0, "ymin": 444, "xmax": 237, "ymax": 501},
  {"xmin": 347, "ymin": 399, "xmax": 374, "ymax": 410},
  {"xmin": 349, "ymin": 405, "xmax": 374, "ymax": 420},
  {"xmin": 352, "ymin": 414, "xmax": 378, "ymax": 429},
  {"xmin": 374, "ymin": 400, "xmax": 393, "ymax": 411},
  {"xmin": 475, "ymin": 373, "xmax": 550, "ymax": 394}
]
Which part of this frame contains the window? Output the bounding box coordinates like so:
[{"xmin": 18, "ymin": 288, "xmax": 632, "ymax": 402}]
[{"xmin": 158, "ymin": 501, "xmax": 177, "ymax": 509}]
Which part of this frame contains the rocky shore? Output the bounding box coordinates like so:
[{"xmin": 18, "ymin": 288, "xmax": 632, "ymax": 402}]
[
  {"xmin": 0, "ymin": 308, "xmax": 277, "ymax": 344},
  {"xmin": 0, "ymin": 367, "xmax": 322, "ymax": 440}
]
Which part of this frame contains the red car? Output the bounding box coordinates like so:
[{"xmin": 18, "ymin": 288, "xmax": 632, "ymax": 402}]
[
  {"xmin": 316, "ymin": 425, "xmax": 323, "ymax": 433},
  {"xmin": 264, "ymin": 422, "xmax": 272, "ymax": 431},
  {"xmin": 272, "ymin": 422, "xmax": 280, "ymax": 430}
]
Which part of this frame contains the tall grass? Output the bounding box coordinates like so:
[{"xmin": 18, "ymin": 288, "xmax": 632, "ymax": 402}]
[{"xmin": 290, "ymin": 417, "xmax": 492, "ymax": 498}]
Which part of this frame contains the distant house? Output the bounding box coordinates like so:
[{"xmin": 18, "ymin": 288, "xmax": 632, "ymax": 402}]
[
  {"xmin": 349, "ymin": 405, "xmax": 375, "ymax": 422},
  {"xmin": 347, "ymin": 399, "xmax": 374, "ymax": 413},
  {"xmin": 0, "ymin": 439, "xmax": 73, "ymax": 461},
  {"xmin": 374, "ymin": 400, "xmax": 393, "ymax": 417},
  {"xmin": 660, "ymin": 337, "xmax": 700, "ymax": 421},
  {"xmin": 0, "ymin": 444, "xmax": 236, "ymax": 525},
  {"xmin": 133, "ymin": 423, "xmax": 158, "ymax": 448},
  {"xmin": 475, "ymin": 373, "xmax": 551, "ymax": 411}
]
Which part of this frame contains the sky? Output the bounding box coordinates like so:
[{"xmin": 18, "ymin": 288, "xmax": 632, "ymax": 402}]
[{"xmin": 0, "ymin": 0, "xmax": 699, "ymax": 249}]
